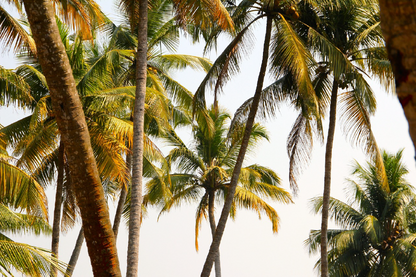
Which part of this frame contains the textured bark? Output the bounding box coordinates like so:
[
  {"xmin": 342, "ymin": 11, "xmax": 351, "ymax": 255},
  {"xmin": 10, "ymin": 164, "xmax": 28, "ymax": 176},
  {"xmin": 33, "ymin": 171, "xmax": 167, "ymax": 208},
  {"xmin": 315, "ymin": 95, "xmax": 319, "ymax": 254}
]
[
  {"xmin": 320, "ymin": 81, "xmax": 339, "ymax": 277},
  {"xmin": 65, "ymin": 227, "xmax": 85, "ymax": 277},
  {"xmin": 22, "ymin": 1, "xmax": 121, "ymax": 276},
  {"xmin": 51, "ymin": 143, "xmax": 65, "ymax": 277},
  {"xmin": 113, "ymin": 153, "xmax": 131, "ymax": 239},
  {"xmin": 379, "ymin": 0, "xmax": 416, "ymax": 155},
  {"xmin": 126, "ymin": 0, "xmax": 148, "ymax": 275},
  {"xmin": 208, "ymin": 191, "xmax": 221, "ymax": 277},
  {"xmin": 200, "ymin": 16, "xmax": 273, "ymax": 277}
]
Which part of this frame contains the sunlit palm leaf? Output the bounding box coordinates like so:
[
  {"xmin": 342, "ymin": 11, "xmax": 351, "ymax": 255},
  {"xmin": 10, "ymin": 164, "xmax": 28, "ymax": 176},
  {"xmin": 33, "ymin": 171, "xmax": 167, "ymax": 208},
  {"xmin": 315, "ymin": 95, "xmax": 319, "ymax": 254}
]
[
  {"xmin": 51, "ymin": 0, "xmax": 106, "ymax": 39},
  {"xmin": 0, "ymin": 160, "xmax": 47, "ymax": 217},
  {"xmin": 171, "ymin": 0, "xmax": 234, "ymax": 31},
  {"xmin": 0, "ymin": 5, "xmax": 36, "ymax": 54},
  {"xmin": 0, "ymin": 203, "xmax": 50, "ymax": 235},
  {"xmin": 0, "ymin": 66, "xmax": 32, "ymax": 107},
  {"xmin": 0, "ymin": 239, "xmax": 66, "ymax": 276}
]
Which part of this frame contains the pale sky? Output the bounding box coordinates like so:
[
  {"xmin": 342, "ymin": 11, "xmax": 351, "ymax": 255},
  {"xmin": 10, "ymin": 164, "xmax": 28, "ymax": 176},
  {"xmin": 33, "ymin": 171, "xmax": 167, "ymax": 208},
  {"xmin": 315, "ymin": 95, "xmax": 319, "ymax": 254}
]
[{"xmin": 1, "ymin": 1, "xmax": 415, "ymax": 276}]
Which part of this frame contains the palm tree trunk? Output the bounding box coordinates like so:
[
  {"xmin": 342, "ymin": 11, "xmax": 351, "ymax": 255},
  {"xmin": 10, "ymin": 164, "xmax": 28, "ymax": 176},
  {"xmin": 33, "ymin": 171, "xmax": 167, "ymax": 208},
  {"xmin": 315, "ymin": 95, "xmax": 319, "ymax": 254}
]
[
  {"xmin": 208, "ymin": 191, "xmax": 221, "ymax": 277},
  {"xmin": 200, "ymin": 16, "xmax": 273, "ymax": 277},
  {"xmin": 113, "ymin": 184, "xmax": 128, "ymax": 239},
  {"xmin": 126, "ymin": 0, "xmax": 148, "ymax": 275},
  {"xmin": 320, "ymin": 80, "xmax": 339, "ymax": 277},
  {"xmin": 65, "ymin": 227, "xmax": 85, "ymax": 277},
  {"xmin": 22, "ymin": 1, "xmax": 121, "ymax": 276},
  {"xmin": 379, "ymin": 0, "xmax": 416, "ymax": 156},
  {"xmin": 51, "ymin": 143, "xmax": 65, "ymax": 277},
  {"xmin": 113, "ymin": 153, "xmax": 131, "ymax": 239}
]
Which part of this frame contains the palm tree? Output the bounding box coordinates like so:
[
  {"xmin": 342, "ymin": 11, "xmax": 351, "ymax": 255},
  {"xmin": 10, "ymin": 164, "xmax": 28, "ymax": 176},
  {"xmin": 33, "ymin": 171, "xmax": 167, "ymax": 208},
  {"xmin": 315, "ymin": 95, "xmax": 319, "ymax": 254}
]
[
  {"xmin": 20, "ymin": 1, "xmax": 121, "ymax": 275},
  {"xmin": 306, "ymin": 150, "xmax": 416, "ymax": 276},
  {"xmin": 115, "ymin": 0, "xmax": 226, "ymax": 274},
  {"xmin": 0, "ymin": 14, "xmax": 137, "ymax": 271},
  {"xmin": 145, "ymin": 106, "xmax": 292, "ymax": 277},
  {"xmin": 197, "ymin": 1, "xmax": 318, "ymax": 275},
  {"xmin": 0, "ymin": 19, "xmax": 141, "ymax": 274},
  {"xmin": 290, "ymin": 2, "xmax": 393, "ymax": 275}
]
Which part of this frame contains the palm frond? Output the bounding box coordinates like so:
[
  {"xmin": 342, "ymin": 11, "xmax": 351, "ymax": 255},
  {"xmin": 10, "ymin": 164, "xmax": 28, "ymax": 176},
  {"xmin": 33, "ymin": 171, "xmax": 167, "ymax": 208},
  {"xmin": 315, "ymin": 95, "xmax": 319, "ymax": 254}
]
[
  {"xmin": 0, "ymin": 5, "xmax": 36, "ymax": 54},
  {"xmin": 233, "ymin": 187, "xmax": 280, "ymax": 233},
  {"xmin": 0, "ymin": 160, "xmax": 47, "ymax": 218},
  {"xmin": 271, "ymin": 14, "xmax": 317, "ymax": 114},
  {"xmin": 0, "ymin": 66, "xmax": 33, "ymax": 107},
  {"xmin": 51, "ymin": 0, "xmax": 106, "ymax": 39},
  {"xmin": 287, "ymin": 114, "xmax": 314, "ymax": 193},
  {"xmin": 171, "ymin": 0, "xmax": 234, "ymax": 31},
  {"xmin": 193, "ymin": 17, "xmax": 259, "ymax": 112},
  {"xmin": 0, "ymin": 239, "xmax": 67, "ymax": 276}
]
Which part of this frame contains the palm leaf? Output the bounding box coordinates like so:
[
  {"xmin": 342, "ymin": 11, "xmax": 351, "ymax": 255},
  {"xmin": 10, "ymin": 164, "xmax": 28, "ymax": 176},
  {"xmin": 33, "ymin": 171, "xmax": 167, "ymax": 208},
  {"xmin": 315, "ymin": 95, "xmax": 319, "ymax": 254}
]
[
  {"xmin": 0, "ymin": 66, "xmax": 32, "ymax": 107},
  {"xmin": 0, "ymin": 239, "xmax": 67, "ymax": 277},
  {"xmin": 0, "ymin": 160, "xmax": 47, "ymax": 218},
  {"xmin": 0, "ymin": 5, "xmax": 36, "ymax": 54}
]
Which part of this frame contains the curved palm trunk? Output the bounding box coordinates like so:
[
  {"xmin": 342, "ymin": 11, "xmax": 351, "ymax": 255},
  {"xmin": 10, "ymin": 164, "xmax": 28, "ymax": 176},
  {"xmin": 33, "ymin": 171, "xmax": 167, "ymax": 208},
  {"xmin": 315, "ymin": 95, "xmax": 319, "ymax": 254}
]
[
  {"xmin": 379, "ymin": 0, "xmax": 416, "ymax": 156},
  {"xmin": 22, "ymin": 1, "xmax": 121, "ymax": 276},
  {"xmin": 113, "ymin": 184, "xmax": 128, "ymax": 239},
  {"xmin": 126, "ymin": 0, "xmax": 148, "ymax": 275},
  {"xmin": 208, "ymin": 191, "xmax": 221, "ymax": 277},
  {"xmin": 65, "ymin": 227, "xmax": 85, "ymax": 277},
  {"xmin": 51, "ymin": 143, "xmax": 65, "ymax": 277},
  {"xmin": 320, "ymin": 80, "xmax": 339, "ymax": 277},
  {"xmin": 200, "ymin": 16, "xmax": 273, "ymax": 277},
  {"xmin": 113, "ymin": 153, "xmax": 131, "ymax": 239}
]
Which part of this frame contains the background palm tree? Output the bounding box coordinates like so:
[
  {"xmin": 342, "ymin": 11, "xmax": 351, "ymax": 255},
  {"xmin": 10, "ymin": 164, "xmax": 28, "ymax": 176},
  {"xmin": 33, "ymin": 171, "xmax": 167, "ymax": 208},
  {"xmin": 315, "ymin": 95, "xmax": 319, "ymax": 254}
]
[
  {"xmin": 197, "ymin": 1, "xmax": 318, "ymax": 274},
  {"xmin": 306, "ymin": 150, "xmax": 416, "ymax": 276},
  {"xmin": 144, "ymin": 106, "xmax": 292, "ymax": 277},
  {"xmin": 115, "ymin": 0, "xmax": 221, "ymax": 274},
  {"xmin": 290, "ymin": 1, "xmax": 393, "ymax": 275}
]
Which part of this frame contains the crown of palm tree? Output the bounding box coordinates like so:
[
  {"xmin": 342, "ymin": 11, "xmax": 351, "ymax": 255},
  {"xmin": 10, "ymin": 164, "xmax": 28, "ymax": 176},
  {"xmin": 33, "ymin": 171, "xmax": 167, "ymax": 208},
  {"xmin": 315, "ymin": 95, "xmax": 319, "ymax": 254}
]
[
  {"xmin": 144, "ymin": 106, "xmax": 292, "ymax": 251},
  {"xmin": 307, "ymin": 150, "xmax": 416, "ymax": 276}
]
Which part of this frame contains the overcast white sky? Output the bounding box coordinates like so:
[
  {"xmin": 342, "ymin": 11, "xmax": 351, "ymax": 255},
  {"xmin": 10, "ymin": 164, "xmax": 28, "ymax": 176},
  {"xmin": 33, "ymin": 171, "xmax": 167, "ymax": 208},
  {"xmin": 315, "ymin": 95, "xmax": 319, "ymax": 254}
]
[{"xmin": 1, "ymin": 1, "xmax": 416, "ymax": 276}]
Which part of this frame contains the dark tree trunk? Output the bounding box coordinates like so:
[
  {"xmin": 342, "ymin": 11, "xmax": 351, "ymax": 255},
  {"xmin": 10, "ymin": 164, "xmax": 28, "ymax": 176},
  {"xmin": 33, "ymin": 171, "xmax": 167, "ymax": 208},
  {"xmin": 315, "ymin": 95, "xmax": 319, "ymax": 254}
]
[
  {"xmin": 379, "ymin": 0, "xmax": 416, "ymax": 156},
  {"xmin": 126, "ymin": 0, "xmax": 148, "ymax": 275},
  {"xmin": 320, "ymin": 80, "xmax": 339, "ymax": 277},
  {"xmin": 113, "ymin": 184, "xmax": 128, "ymax": 240},
  {"xmin": 65, "ymin": 227, "xmax": 85, "ymax": 277},
  {"xmin": 51, "ymin": 143, "xmax": 65, "ymax": 277},
  {"xmin": 200, "ymin": 16, "xmax": 273, "ymax": 277},
  {"xmin": 113, "ymin": 153, "xmax": 131, "ymax": 240},
  {"xmin": 208, "ymin": 191, "xmax": 221, "ymax": 277},
  {"xmin": 22, "ymin": 1, "xmax": 121, "ymax": 276}
]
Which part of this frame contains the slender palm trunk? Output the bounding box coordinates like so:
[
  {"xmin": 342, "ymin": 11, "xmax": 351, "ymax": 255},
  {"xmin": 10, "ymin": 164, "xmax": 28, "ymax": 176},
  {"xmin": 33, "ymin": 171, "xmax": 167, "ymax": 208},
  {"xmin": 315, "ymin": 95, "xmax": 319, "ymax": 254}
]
[
  {"xmin": 200, "ymin": 16, "xmax": 273, "ymax": 277},
  {"xmin": 379, "ymin": 0, "xmax": 416, "ymax": 155},
  {"xmin": 22, "ymin": 1, "xmax": 121, "ymax": 276},
  {"xmin": 113, "ymin": 153, "xmax": 131, "ymax": 239},
  {"xmin": 51, "ymin": 143, "xmax": 65, "ymax": 277},
  {"xmin": 208, "ymin": 191, "xmax": 221, "ymax": 277},
  {"xmin": 113, "ymin": 184, "xmax": 128, "ymax": 238},
  {"xmin": 320, "ymin": 80, "xmax": 339, "ymax": 277},
  {"xmin": 65, "ymin": 227, "xmax": 85, "ymax": 277},
  {"xmin": 126, "ymin": 0, "xmax": 148, "ymax": 275}
]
